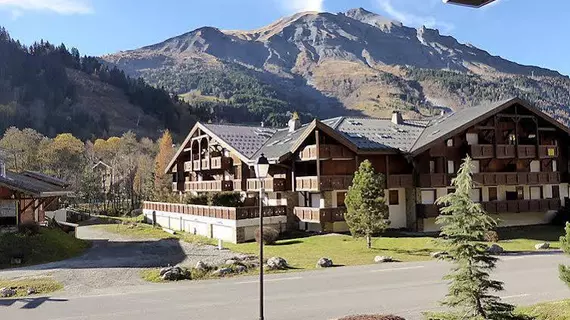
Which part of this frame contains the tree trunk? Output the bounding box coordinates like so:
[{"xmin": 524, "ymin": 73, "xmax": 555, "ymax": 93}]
[{"xmin": 366, "ymin": 235, "xmax": 372, "ymax": 249}]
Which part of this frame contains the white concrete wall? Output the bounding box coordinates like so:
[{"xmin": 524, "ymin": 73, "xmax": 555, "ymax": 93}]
[
  {"xmin": 142, "ymin": 208, "xmax": 287, "ymax": 244},
  {"xmin": 387, "ymin": 188, "xmax": 407, "ymax": 229}
]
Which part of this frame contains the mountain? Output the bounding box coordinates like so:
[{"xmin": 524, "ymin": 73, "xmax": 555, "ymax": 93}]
[{"xmin": 102, "ymin": 8, "xmax": 570, "ymax": 125}]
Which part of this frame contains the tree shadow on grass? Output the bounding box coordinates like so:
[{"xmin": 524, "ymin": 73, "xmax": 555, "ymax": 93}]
[
  {"xmin": 497, "ymin": 225, "xmax": 564, "ymax": 242},
  {"xmin": 0, "ymin": 296, "xmax": 68, "ymax": 309},
  {"xmin": 372, "ymin": 247, "xmax": 434, "ymax": 258},
  {"xmin": 272, "ymin": 240, "xmax": 303, "ymax": 246}
]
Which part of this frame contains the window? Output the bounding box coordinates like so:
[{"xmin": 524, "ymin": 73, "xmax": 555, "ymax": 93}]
[
  {"xmin": 472, "ymin": 160, "xmax": 480, "ymax": 173},
  {"xmin": 516, "ymin": 186, "xmax": 524, "ymax": 200},
  {"xmin": 429, "ymin": 161, "xmax": 435, "ymax": 173},
  {"xmin": 421, "ymin": 190, "xmax": 436, "ymax": 204},
  {"xmin": 447, "ymin": 161, "xmax": 455, "ymax": 174},
  {"xmin": 552, "ymin": 186, "xmax": 560, "ymax": 199},
  {"xmin": 446, "ymin": 139, "xmax": 454, "ymax": 147},
  {"xmin": 530, "ymin": 160, "xmax": 540, "ymax": 173},
  {"xmin": 553, "ymin": 160, "xmax": 558, "ymax": 172},
  {"xmin": 488, "ymin": 187, "xmax": 498, "ymax": 201},
  {"xmin": 389, "ymin": 190, "xmax": 399, "ymax": 205},
  {"xmin": 508, "ymin": 134, "xmax": 516, "ymax": 145},
  {"xmin": 466, "ymin": 133, "xmax": 478, "ymax": 145},
  {"xmin": 337, "ymin": 192, "xmax": 346, "ymax": 207},
  {"xmin": 530, "ymin": 186, "xmax": 542, "ymax": 200},
  {"xmin": 276, "ymin": 193, "xmax": 282, "ymax": 200},
  {"xmin": 506, "ymin": 191, "xmax": 518, "ymax": 201},
  {"xmin": 470, "ymin": 188, "xmax": 482, "ymax": 202}
]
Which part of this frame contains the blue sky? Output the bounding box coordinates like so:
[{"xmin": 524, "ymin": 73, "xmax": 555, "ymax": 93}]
[{"xmin": 0, "ymin": 0, "xmax": 568, "ymax": 75}]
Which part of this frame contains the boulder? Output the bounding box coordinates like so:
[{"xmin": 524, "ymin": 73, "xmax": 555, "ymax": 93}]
[
  {"xmin": 195, "ymin": 261, "xmax": 209, "ymax": 271},
  {"xmin": 266, "ymin": 257, "xmax": 288, "ymax": 270},
  {"xmin": 316, "ymin": 257, "xmax": 334, "ymax": 268},
  {"xmin": 535, "ymin": 242, "xmax": 550, "ymax": 250},
  {"xmin": 212, "ymin": 267, "xmax": 233, "ymax": 277},
  {"xmin": 225, "ymin": 259, "xmax": 240, "ymax": 266},
  {"xmin": 27, "ymin": 288, "xmax": 37, "ymax": 295},
  {"xmin": 430, "ymin": 251, "xmax": 448, "ymax": 259},
  {"xmin": 0, "ymin": 287, "xmax": 16, "ymax": 298},
  {"xmin": 159, "ymin": 266, "xmax": 172, "ymax": 276},
  {"xmin": 374, "ymin": 256, "xmax": 393, "ymax": 263},
  {"xmin": 487, "ymin": 244, "xmax": 504, "ymax": 255},
  {"xmin": 160, "ymin": 266, "xmax": 191, "ymax": 281},
  {"xmin": 235, "ymin": 265, "xmax": 248, "ymax": 274}
]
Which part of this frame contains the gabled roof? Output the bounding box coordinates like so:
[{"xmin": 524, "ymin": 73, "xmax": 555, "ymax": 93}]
[
  {"xmin": 168, "ymin": 97, "xmax": 569, "ymax": 168},
  {"xmin": 0, "ymin": 171, "xmax": 72, "ymax": 197}
]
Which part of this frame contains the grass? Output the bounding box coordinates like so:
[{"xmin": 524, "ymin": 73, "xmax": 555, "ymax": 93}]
[
  {"xmin": 516, "ymin": 300, "xmax": 570, "ymax": 320},
  {"xmin": 0, "ymin": 228, "xmax": 90, "ymax": 269},
  {"xmin": 0, "ymin": 277, "xmax": 63, "ymax": 297},
  {"xmin": 98, "ymin": 221, "xmax": 566, "ymax": 271}
]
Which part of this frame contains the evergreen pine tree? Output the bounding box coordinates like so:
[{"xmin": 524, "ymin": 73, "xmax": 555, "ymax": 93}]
[
  {"xmin": 431, "ymin": 156, "xmax": 516, "ymax": 320},
  {"xmin": 559, "ymin": 222, "xmax": 570, "ymax": 287},
  {"xmin": 345, "ymin": 160, "xmax": 389, "ymax": 249}
]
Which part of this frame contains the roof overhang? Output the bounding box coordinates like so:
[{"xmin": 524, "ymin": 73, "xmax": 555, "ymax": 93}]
[
  {"xmin": 410, "ymin": 97, "xmax": 570, "ymax": 156},
  {"xmin": 443, "ymin": 0, "xmax": 497, "ymax": 7}
]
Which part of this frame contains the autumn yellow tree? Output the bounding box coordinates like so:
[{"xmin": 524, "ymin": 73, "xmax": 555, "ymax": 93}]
[
  {"xmin": 154, "ymin": 130, "xmax": 175, "ymax": 200},
  {"xmin": 40, "ymin": 133, "xmax": 85, "ymax": 182}
]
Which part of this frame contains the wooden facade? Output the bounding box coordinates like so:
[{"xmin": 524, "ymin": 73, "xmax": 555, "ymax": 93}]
[{"xmin": 167, "ymin": 98, "xmax": 570, "ymax": 232}]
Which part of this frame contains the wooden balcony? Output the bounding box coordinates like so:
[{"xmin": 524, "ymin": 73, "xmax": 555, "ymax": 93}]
[
  {"xmin": 517, "ymin": 145, "xmax": 536, "ymax": 159},
  {"xmin": 293, "ymin": 207, "xmax": 346, "ymax": 223},
  {"xmin": 233, "ymin": 179, "xmax": 243, "ymax": 191},
  {"xmin": 247, "ymin": 178, "xmax": 287, "ymax": 192},
  {"xmin": 418, "ymin": 174, "xmax": 449, "ymax": 188},
  {"xmin": 298, "ymin": 144, "xmax": 353, "ymax": 161},
  {"xmin": 295, "ymin": 175, "xmax": 353, "ymax": 192},
  {"xmin": 470, "ymin": 144, "xmax": 494, "ymax": 159},
  {"xmin": 192, "ymin": 160, "xmax": 201, "ymax": 171},
  {"xmin": 495, "ymin": 144, "xmax": 515, "ymax": 159},
  {"xmin": 185, "ymin": 180, "xmax": 234, "ymax": 192},
  {"xmin": 210, "ymin": 156, "xmax": 232, "ymax": 170},
  {"xmin": 142, "ymin": 202, "xmax": 286, "ymax": 220},
  {"xmin": 201, "ymin": 158, "xmax": 210, "ymax": 170},
  {"xmin": 416, "ymin": 204, "xmax": 440, "ymax": 219},
  {"xmin": 387, "ymin": 174, "xmax": 414, "ymax": 188},
  {"xmin": 184, "ymin": 161, "xmax": 192, "ymax": 172},
  {"xmin": 472, "ymin": 172, "xmax": 560, "ymax": 186},
  {"xmin": 482, "ymin": 199, "xmax": 561, "ymax": 214},
  {"xmin": 430, "ymin": 144, "xmax": 462, "ymax": 158},
  {"xmin": 539, "ymin": 145, "xmax": 558, "ymax": 158}
]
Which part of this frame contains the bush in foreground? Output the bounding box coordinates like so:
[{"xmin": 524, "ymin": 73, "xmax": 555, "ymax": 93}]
[
  {"xmin": 338, "ymin": 315, "xmax": 405, "ymax": 320},
  {"xmin": 255, "ymin": 227, "xmax": 279, "ymax": 245}
]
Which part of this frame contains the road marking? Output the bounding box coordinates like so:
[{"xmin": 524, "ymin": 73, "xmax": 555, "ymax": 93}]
[
  {"xmin": 370, "ymin": 266, "xmax": 425, "ymax": 273},
  {"xmin": 235, "ymin": 276, "xmax": 303, "ymax": 284},
  {"xmin": 502, "ymin": 294, "xmax": 530, "ymax": 299}
]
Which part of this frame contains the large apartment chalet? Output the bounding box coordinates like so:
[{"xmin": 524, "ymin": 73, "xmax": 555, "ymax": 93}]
[{"xmin": 144, "ymin": 97, "xmax": 568, "ymax": 243}]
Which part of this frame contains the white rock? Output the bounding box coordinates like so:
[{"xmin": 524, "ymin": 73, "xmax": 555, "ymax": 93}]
[
  {"xmin": 0, "ymin": 287, "xmax": 16, "ymax": 298},
  {"xmin": 430, "ymin": 251, "xmax": 448, "ymax": 259},
  {"xmin": 374, "ymin": 256, "xmax": 393, "ymax": 263},
  {"xmin": 266, "ymin": 257, "xmax": 288, "ymax": 270},
  {"xmin": 212, "ymin": 267, "xmax": 232, "ymax": 277},
  {"xmin": 535, "ymin": 242, "xmax": 550, "ymax": 250},
  {"xmin": 195, "ymin": 261, "xmax": 209, "ymax": 271},
  {"xmin": 316, "ymin": 257, "xmax": 333, "ymax": 268}
]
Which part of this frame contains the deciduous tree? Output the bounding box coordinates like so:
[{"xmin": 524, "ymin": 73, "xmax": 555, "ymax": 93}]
[
  {"xmin": 154, "ymin": 130, "xmax": 175, "ymax": 200},
  {"xmin": 559, "ymin": 222, "xmax": 570, "ymax": 287},
  {"xmin": 345, "ymin": 160, "xmax": 389, "ymax": 249},
  {"xmin": 431, "ymin": 156, "xmax": 516, "ymax": 320}
]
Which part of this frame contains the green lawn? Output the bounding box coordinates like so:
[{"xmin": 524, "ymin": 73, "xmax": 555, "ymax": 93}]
[
  {"xmin": 517, "ymin": 300, "xmax": 570, "ymax": 320},
  {"xmin": 99, "ymin": 222, "xmax": 566, "ymax": 271},
  {"xmin": 0, "ymin": 228, "xmax": 90, "ymax": 269},
  {"xmin": 0, "ymin": 277, "xmax": 63, "ymax": 297}
]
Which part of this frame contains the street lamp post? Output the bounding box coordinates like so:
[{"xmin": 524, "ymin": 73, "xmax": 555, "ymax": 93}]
[{"xmin": 254, "ymin": 154, "xmax": 270, "ymax": 320}]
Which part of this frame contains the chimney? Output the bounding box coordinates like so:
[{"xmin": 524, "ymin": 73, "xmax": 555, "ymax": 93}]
[
  {"xmin": 288, "ymin": 112, "xmax": 301, "ymax": 132},
  {"xmin": 391, "ymin": 111, "xmax": 403, "ymax": 125},
  {"xmin": 440, "ymin": 109, "xmax": 446, "ymax": 116}
]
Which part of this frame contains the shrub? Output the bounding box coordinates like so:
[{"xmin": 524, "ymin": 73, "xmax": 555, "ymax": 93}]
[
  {"xmin": 484, "ymin": 230, "xmax": 499, "ymax": 243},
  {"xmin": 338, "ymin": 315, "xmax": 405, "ymax": 320},
  {"xmin": 211, "ymin": 192, "xmax": 242, "ymax": 207},
  {"xmin": 187, "ymin": 194, "xmax": 210, "ymax": 205},
  {"xmin": 254, "ymin": 227, "xmax": 279, "ymax": 245},
  {"xmin": 18, "ymin": 221, "xmax": 40, "ymax": 236}
]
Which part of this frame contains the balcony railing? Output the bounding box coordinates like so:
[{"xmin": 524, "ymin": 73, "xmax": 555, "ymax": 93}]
[
  {"xmin": 210, "ymin": 156, "xmax": 232, "ymax": 170},
  {"xmin": 495, "ymin": 144, "xmax": 515, "ymax": 159},
  {"xmin": 418, "ymin": 173, "xmax": 449, "ymax": 188},
  {"xmin": 192, "ymin": 160, "xmax": 201, "ymax": 171},
  {"xmin": 482, "ymin": 199, "xmax": 561, "ymax": 214},
  {"xmin": 201, "ymin": 158, "xmax": 210, "ymax": 170},
  {"xmin": 295, "ymin": 175, "xmax": 353, "ymax": 191},
  {"xmin": 473, "ymin": 172, "xmax": 560, "ymax": 186},
  {"xmin": 517, "ymin": 145, "xmax": 536, "ymax": 159},
  {"xmin": 233, "ymin": 179, "xmax": 243, "ymax": 191},
  {"xmin": 142, "ymin": 202, "xmax": 287, "ymax": 220},
  {"xmin": 470, "ymin": 144, "xmax": 494, "ymax": 159},
  {"xmin": 247, "ymin": 178, "xmax": 287, "ymax": 192},
  {"xmin": 298, "ymin": 144, "xmax": 354, "ymax": 161},
  {"xmin": 184, "ymin": 161, "xmax": 192, "ymax": 172},
  {"xmin": 387, "ymin": 174, "xmax": 414, "ymax": 189},
  {"xmin": 185, "ymin": 180, "xmax": 233, "ymax": 192},
  {"xmin": 539, "ymin": 145, "xmax": 558, "ymax": 158},
  {"xmin": 293, "ymin": 207, "xmax": 346, "ymax": 223}
]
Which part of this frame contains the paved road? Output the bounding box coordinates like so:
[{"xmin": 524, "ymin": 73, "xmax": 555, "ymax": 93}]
[{"xmin": 2, "ymin": 252, "xmax": 569, "ymax": 320}]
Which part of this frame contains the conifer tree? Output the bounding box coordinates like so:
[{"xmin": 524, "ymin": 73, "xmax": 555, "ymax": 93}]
[
  {"xmin": 559, "ymin": 222, "xmax": 570, "ymax": 287},
  {"xmin": 431, "ymin": 156, "xmax": 516, "ymax": 320},
  {"xmin": 345, "ymin": 160, "xmax": 389, "ymax": 249}
]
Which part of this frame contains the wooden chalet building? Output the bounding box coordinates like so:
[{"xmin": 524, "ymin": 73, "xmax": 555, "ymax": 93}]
[{"xmin": 150, "ymin": 97, "xmax": 568, "ymax": 242}]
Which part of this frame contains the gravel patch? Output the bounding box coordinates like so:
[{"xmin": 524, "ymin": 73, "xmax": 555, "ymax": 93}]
[{"xmin": 0, "ymin": 225, "xmax": 248, "ymax": 295}]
